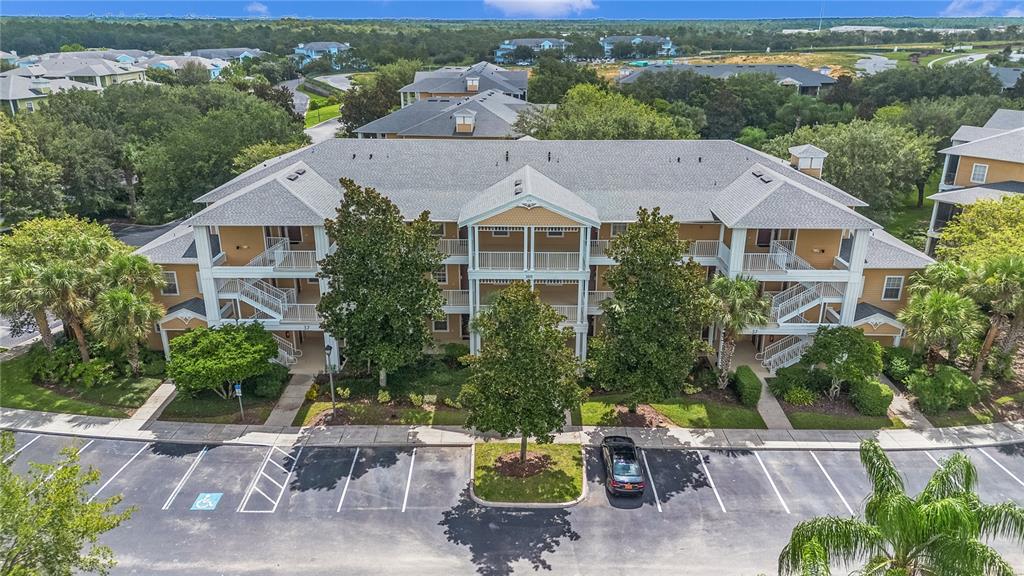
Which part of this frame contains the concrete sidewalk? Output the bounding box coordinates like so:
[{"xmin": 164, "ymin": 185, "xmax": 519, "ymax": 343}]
[
  {"xmin": 3, "ymin": 406, "xmax": 1023, "ymax": 452},
  {"xmin": 264, "ymin": 374, "xmax": 313, "ymax": 427}
]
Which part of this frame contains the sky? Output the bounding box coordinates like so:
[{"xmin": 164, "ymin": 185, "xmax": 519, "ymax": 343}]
[{"xmin": 3, "ymin": 0, "xmax": 1024, "ymax": 20}]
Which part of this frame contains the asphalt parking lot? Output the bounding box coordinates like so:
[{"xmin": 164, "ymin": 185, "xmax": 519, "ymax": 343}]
[{"xmin": 5, "ymin": 431, "xmax": 1024, "ymax": 575}]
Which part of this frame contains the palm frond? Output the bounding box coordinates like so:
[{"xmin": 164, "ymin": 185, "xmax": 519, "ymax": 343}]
[
  {"xmin": 860, "ymin": 440, "xmax": 904, "ymax": 496},
  {"xmin": 799, "ymin": 538, "xmax": 831, "ymax": 576},
  {"xmin": 977, "ymin": 501, "xmax": 1024, "ymax": 543},
  {"xmin": 779, "ymin": 516, "xmax": 884, "ymax": 576},
  {"xmin": 919, "ymin": 452, "xmax": 977, "ymax": 502},
  {"xmin": 925, "ymin": 535, "xmax": 1017, "ymax": 576},
  {"xmin": 918, "ymin": 497, "xmax": 979, "ymax": 540}
]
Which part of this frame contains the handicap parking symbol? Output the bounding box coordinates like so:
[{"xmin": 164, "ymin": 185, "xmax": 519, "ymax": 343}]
[{"xmin": 191, "ymin": 492, "xmax": 223, "ymax": 511}]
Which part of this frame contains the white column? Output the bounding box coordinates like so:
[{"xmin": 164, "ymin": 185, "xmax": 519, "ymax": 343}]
[
  {"xmin": 313, "ymin": 225, "xmax": 339, "ymax": 366},
  {"xmin": 925, "ymin": 202, "xmax": 941, "ymax": 255},
  {"xmin": 839, "ymin": 229, "xmax": 869, "ymax": 325},
  {"xmin": 529, "ymin": 226, "xmax": 536, "ymax": 270},
  {"xmin": 193, "ymin": 225, "xmax": 222, "ymax": 325},
  {"xmin": 727, "ymin": 228, "xmax": 746, "ymax": 278},
  {"xmin": 160, "ymin": 326, "xmax": 171, "ymax": 360},
  {"xmin": 938, "ymin": 154, "xmax": 951, "ymax": 190},
  {"xmin": 470, "ymin": 226, "xmax": 478, "ymax": 270},
  {"xmin": 522, "ymin": 226, "xmax": 528, "ymax": 271},
  {"xmin": 578, "ymin": 226, "xmax": 588, "ymax": 271},
  {"xmin": 576, "ymin": 279, "xmax": 585, "ymax": 329}
]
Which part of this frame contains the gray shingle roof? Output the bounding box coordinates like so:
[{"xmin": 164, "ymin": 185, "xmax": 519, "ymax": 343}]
[
  {"xmin": 0, "ymin": 75, "xmax": 101, "ymax": 101},
  {"xmin": 990, "ymin": 66, "xmax": 1023, "ymax": 90},
  {"xmin": 618, "ymin": 63, "xmax": 836, "ymax": 88},
  {"xmin": 602, "ymin": 35, "xmax": 668, "ymax": 44},
  {"xmin": 458, "ymin": 165, "xmax": 599, "ymax": 225},
  {"xmin": 984, "ymin": 108, "xmax": 1024, "ymax": 130},
  {"xmin": 189, "ymin": 48, "xmax": 267, "ymax": 59},
  {"xmin": 300, "ymin": 42, "xmax": 350, "ymax": 51},
  {"xmin": 166, "ymin": 297, "xmax": 206, "ymax": 317},
  {"xmin": 788, "ymin": 144, "xmax": 828, "ymax": 158},
  {"xmin": 355, "ymin": 90, "xmax": 542, "ymax": 138},
  {"xmin": 939, "ymin": 127, "xmax": 1024, "ymax": 163},
  {"xmin": 950, "ymin": 125, "xmax": 1004, "ymax": 144},
  {"xmin": 3, "ymin": 57, "xmax": 145, "ymax": 79},
  {"xmin": 928, "ymin": 181, "xmax": 1024, "ymax": 205},
  {"xmin": 190, "ymin": 139, "xmax": 869, "ymax": 227},
  {"xmin": 132, "ymin": 222, "xmax": 198, "ymax": 264},
  {"xmin": 503, "ymin": 38, "xmax": 570, "ymax": 49},
  {"xmin": 840, "ymin": 229, "xmax": 934, "ymax": 270},
  {"xmin": 400, "ymin": 62, "xmax": 527, "ymax": 95},
  {"xmin": 110, "ymin": 219, "xmax": 186, "ymax": 247},
  {"xmin": 854, "ymin": 302, "xmax": 897, "ymax": 322},
  {"xmin": 142, "ymin": 55, "xmax": 228, "ymax": 71}
]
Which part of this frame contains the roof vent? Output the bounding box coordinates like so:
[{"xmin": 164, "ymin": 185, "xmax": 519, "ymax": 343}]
[
  {"xmin": 295, "ymin": 168, "xmax": 306, "ymax": 175},
  {"xmin": 698, "ymin": 156, "xmax": 702, "ymax": 163},
  {"xmin": 547, "ymin": 151, "xmax": 551, "ymax": 162},
  {"xmin": 286, "ymin": 174, "xmax": 299, "ymax": 181},
  {"xmin": 505, "ymin": 151, "xmax": 509, "ymax": 162},
  {"xmin": 759, "ymin": 175, "xmax": 773, "ymax": 183},
  {"xmin": 513, "ymin": 178, "xmax": 524, "ymax": 195},
  {"xmin": 751, "ymin": 170, "xmax": 763, "ymax": 177}
]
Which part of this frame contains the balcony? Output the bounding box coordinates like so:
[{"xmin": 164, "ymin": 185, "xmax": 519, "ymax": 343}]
[
  {"xmin": 443, "ymin": 289, "xmax": 469, "ymax": 309},
  {"xmin": 742, "ymin": 240, "xmax": 814, "ymax": 274},
  {"xmin": 587, "ymin": 290, "xmax": 613, "ymax": 313},
  {"xmin": 438, "ymin": 239, "xmax": 468, "ymax": 258},
  {"xmin": 246, "ymin": 237, "xmax": 318, "ymax": 273},
  {"xmin": 477, "ymin": 303, "xmax": 579, "ymax": 324},
  {"xmin": 475, "ymin": 251, "xmax": 580, "ymax": 272},
  {"xmin": 217, "ymin": 278, "xmax": 321, "ymax": 325}
]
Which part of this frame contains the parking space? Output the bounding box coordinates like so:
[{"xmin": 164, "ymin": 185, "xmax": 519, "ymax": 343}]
[
  {"xmin": 701, "ymin": 450, "xmax": 789, "ymax": 514},
  {"xmin": 958, "ymin": 448, "xmax": 1024, "ymax": 505},
  {"xmin": 808, "ymin": 449, "xmax": 872, "ymax": 511},
  {"xmin": 161, "ymin": 444, "xmax": 270, "ymax": 513},
  {"xmin": 757, "ymin": 450, "xmax": 853, "ymax": 516},
  {"xmin": 4, "ymin": 432, "xmax": 85, "ymax": 476},
  {"xmin": 338, "ymin": 447, "xmax": 417, "ymax": 512},
  {"xmin": 639, "ymin": 449, "xmax": 724, "ymax": 514},
  {"xmin": 886, "ymin": 449, "xmax": 938, "ymax": 495},
  {"xmin": 405, "ymin": 447, "xmax": 471, "ymax": 511},
  {"xmin": 282, "ymin": 446, "xmax": 360, "ymax": 516}
]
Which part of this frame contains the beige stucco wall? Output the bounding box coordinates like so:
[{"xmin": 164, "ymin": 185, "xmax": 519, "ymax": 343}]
[
  {"xmin": 479, "ymin": 207, "xmax": 580, "ymax": 227},
  {"xmin": 154, "ymin": 263, "xmax": 201, "ymax": 308},
  {"xmin": 220, "ymin": 226, "xmax": 270, "ymax": 265},
  {"xmin": 860, "ymin": 269, "xmax": 915, "ymax": 314},
  {"xmin": 794, "ymin": 229, "xmax": 842, "ymax": 269},
  {"xmin": 679, "ymin": 223, "xmax": 721, "ymax": 241},
  {"xmin": 952, "ymin": 156, "xmax": 1024, "ymax": 187}
]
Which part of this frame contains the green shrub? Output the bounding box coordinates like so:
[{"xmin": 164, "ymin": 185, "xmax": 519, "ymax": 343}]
[
  {"xmin": 336, "ymin": 387, "xmax": 351, "ymax": 399},
  {"xmin": 305, "ymin": 382, "xmax": 320, "ymax": 402},
  {"xmin": 408, "ymin": 392, "xmax": 424, "ymax": 407},
  {"xmin": 783, "ymin": 386, "xmax": 819, "ymax": 406},
  {"xmin": 442, "ymin": 343, "xmax": 470, "ymax": 367},
  {"xmin": 849, "ymin": 378, "xmax": 894, "ymax": 417},
  {"xmin": 770, "ymin": 364, "xmax": 830, "ymax": 397},
  {"xmin": 732, "ymin": 365, "xmax": 762, "ymax": 408},
  {"xmin": 248, "ymin": 363, "xmax": 290, "ymax": 398},
  {"xmin": 883, "ymin": 346, "xmax": 921, "ymax": 385},
  {"xmin": 141, "ymin": 357, "xmax": 167, "ymax": 378},
  {"xmin": 687, "ymin": 364, "xmax": 719, "ymax": 394},
  {"xmin": 986, "ymin": 349, "xmax": 1016, "ymax": 383},
  {"xmin": 906, "ymin": 365, "xmax": 979, "ymax": 415},
  {"xmin": 30, "ymin": 342, "xmax": 114, "ymax": 388},
  {"xmin": 442, "ymin": 396, "xmax": 462, "ymax": 409},
  {"xmin": 377, "ymin": 389, "xmax": 391, "ymax": 404}
]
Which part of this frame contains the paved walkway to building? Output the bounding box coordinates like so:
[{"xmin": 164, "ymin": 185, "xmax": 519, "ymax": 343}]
[
  {"xmin": 881, "ymin": 373, "xmax": 933, "ymax": 430},
  {"xmin": 3, "ymin": 406, "xmax": 1022, "ymax": 452},
  {"xmin": 126, "ymin": 383, "xmax": 177, "ymax": 427},
  {"xmin": 264, "ymin": 374, "xmax": 314, "ymax": 427},
  {"xmin": 734, "ymin": 344, "xmax": 793, "ymax": 430}
]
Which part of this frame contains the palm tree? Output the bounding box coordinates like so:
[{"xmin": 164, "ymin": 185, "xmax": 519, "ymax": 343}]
[
  {"xmin": 898, "ymin": 288, "xmax": 984, "ymax": 374},
  {"xmin": 967, "ymin": 256, "xmax": 1024, "ymax": 383},
  {"xmin": 780, "ymin": 439, "xmax": 1024, "ymax": 576},
  {"xmin": 708, "ymin": 275, "xmax": 770, "ymax": 388},
  {"xmin": 101, "ymin": 253, "xmax": 165, "ymax": 293},
  {"xmin": 39, "ymin": 262, "xmax": 99, "ymax": 363},
  {"xmin": 907, "ymin": 260, "xmax": 969, "ymax": 297},
  {"xmin": 88, "ymin": 289, "xmax": 164, "ymax": 375},
  {"xmin": 0, "ymin": 263, "xmax": 57, "ymax": 350}
]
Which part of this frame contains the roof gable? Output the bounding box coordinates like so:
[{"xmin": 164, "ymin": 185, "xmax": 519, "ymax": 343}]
[{"xmin": 458, "ymin": 165, "xmax": 599, "ymax": 227}]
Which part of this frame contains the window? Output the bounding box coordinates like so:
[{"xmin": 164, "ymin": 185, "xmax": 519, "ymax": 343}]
[
  {"xmin": 882, "ymin": 276, "xmax": 904, "ymax": 301},
  {"xmin": 433, "ymin": 318, "xmax": 449, "ymax": 332},
  {"xmin": 546, "ymin": 229, "xmax": 564, "ymax": 238},
  {"xmin": 431, "ymin": 223, "xmax": 445, "ymax": 237},
  {"xmin": 161, "ymin": 271, "xmax": 179, "ymax": 296},
  {"xmin": 433, "ymin": 266, "xmax": 448, "ymax": 284},
  {"xmin": 610, "ymin": 223, "xmax": 629, "ymax": 237},
  {"xmin": 307, "ymin": 277, "xmax": 319, "ymax": 284},
  {"xmin": 285, "ymin": 226, "xmax": 303, "ymax": 244},
  {"xmin": 970, "ymin": 163, "xmax": 988, "ymax": 184},
  {"xmin": 491, "ymin": 229, "xmax": 510, "ymax": 237},
  {"xmin": 755, "ymin": 229, "xmax": 773, "ymax": 248},
  {"xmin": 943, "ymin": 155, "xmax": 960, "ymax": 186}
]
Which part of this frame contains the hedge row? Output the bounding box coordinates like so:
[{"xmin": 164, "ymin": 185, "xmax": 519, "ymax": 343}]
[{"xmin": 733, "ymin": 365, "xmax": 762, "ymax": 408}]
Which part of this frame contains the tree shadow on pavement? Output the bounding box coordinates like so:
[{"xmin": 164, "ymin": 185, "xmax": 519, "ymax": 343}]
[
  {"xmin": 288, "ymin": 446, "xmax": 409, "ymax": 492},
  {"xmin": 439, "ymin": 487, "xmax": 580, "ymax": 576}
]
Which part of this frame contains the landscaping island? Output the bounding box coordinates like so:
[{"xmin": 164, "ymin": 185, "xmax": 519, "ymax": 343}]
[{"xmin": 473, "ymin": 443, "xmax": 584, "ymax": 504}]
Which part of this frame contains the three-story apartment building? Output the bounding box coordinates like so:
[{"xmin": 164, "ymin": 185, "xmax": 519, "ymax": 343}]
[{"xmin": 137, "ymin": 139, "xmax": 931, "ymax": 373}]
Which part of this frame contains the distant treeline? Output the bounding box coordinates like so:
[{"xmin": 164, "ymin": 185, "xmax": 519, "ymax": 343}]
[{"xmin": 3, "ymin": 17, "xmax": 1023, "ymax": 66}]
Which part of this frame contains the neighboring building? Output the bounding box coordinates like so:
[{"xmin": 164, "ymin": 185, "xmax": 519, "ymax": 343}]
[
  {"xmin": 0, "ymin": 57, "xmax": 147, "ymax": 87},
  {"xmin": 618, "ymin": 63, "xmax": 837, "ymax": 96},
  {"xmin": 0, "ymin": 75, "xmax": 101, "ymax": 115},
  {"xmin": 356, "ymin": 90, "xmax": 547, "ymax": 139},
  {"xmin": 293, "ymin": 42, "xmax": 351, "ymax": 66},
  {"xmin": 37, "ymin": 49, "xmax": 155, "ymax": 64},
  {"xmin": 495, "ymin": 38, "xmax": 571, "ymax": 63},
  {"xmin": 600, "ymin": 35, "xmax": 676, "ymax": 57},
  {"xmin": 990, "ymin": 66, "xmax": 1023, "ymax": 91},
  {"xmin": 926, "ymin": 108, "xmax": 1024, "ymax": 255},
  {"xmin": 398, "ymin": 61, "xmax": 528, "ymax": 107},
  {"xmin": 135, "ymin": 138, "xmax": 930, "ymax": 371},
  {"xmin": 143, "ymin": 55, "xmax": 230, "ymax": 79},
  {"xmin": 0, "ymin": 50, "xmax": 19, "ymax": 65},
  {"xmin": 185, "ymin": 48, "xmax": 267, "ymax": 62}
]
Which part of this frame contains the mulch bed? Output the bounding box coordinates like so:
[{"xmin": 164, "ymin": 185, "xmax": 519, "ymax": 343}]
[
  {"xmin": 780, "ymin": 394, "xmax": 866, "ymax": 418},
  {"xmin": 615, "ymin": 404, "xmax": 672, "ymax": 428},
  {"xmin": 493, "ymin": 451, "xmax": 553, "ymax": 478},
  {"xmin": 689, "ymin": 387, "xmax": 745, "ymax": 406}
]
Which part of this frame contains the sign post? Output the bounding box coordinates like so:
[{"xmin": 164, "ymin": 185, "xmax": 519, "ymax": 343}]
[
  {"xmin": 325, "ymin": 344, "xmax": 337, "ymax": 419},
  {"xmin": 234, "ymin": 382, "xmax": 244, "ymax": 421}
]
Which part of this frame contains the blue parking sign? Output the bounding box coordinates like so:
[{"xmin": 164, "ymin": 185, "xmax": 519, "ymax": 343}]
[{"xmin": 191, "ymin": 492, "xmax": 222, "ymax": 511}]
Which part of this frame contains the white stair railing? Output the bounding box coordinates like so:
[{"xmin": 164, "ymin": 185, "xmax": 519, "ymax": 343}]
[
  {"xmin": 771, "ymin": 282, "xmax": 846, "ymax": 323},
  {"xmin": 271, "ymin": 333, "xmax": 302, "ymax": 358},
  {"xmin": 248, "ymin": 237, "xmax": 288, "ymax": 267},
  {"xmin": 756, "ymin": 335, "xmax": 800, "ymax": 361},
  {"xmin": 763, "ymin": 337, "xmax": 813, "ymax": 373}
]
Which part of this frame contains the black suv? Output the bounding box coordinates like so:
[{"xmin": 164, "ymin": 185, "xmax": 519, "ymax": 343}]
[{"xmin": 600, "ymin": 436, "xmax": 646, "ymax": 496}]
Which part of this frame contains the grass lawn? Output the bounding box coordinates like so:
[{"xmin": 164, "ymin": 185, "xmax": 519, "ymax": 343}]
[
  {"xmin": 576, "ymin": 392, "xmax": 766, "ymax": 429},
  {"xmin": 926, "ymin": 409, "xmax": 992, "ymax": 427},
  {"xmin": 787, "ymin": 411, "xmax": 907, "ymax": 430},
  {"xmin": 160, "ymin": 390, "xmax": 279, "ymax": 425},
  {"xmin": 304, "ymin": 103, "xmax": 340, "ymax": 127},
  {"xmin": 884, "ymin": 171, "xmax": 937, "ymax": 252},
  {"xmin": 0, "ymin": 354, "xmax": 159, "ymax": 418},
  {"xmin": 473, "ymin": 442, "xmax": 583, "ymax": 503}
]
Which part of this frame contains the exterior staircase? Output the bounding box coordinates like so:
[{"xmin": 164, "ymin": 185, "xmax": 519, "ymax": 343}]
[
  {"xmin": 271, "ymin": 333, "xmax": 302, "ymax": 366},
  {"xmin": 756, "ymin": 335, "xmax": 813, "ymax": 373},
  {"xmin": 769, "ymin": 282, "xmax": 843, "ymax": 324},
  {"xmin": 217, "ymin": 278, "xmax": 318, "ymax": 324}
]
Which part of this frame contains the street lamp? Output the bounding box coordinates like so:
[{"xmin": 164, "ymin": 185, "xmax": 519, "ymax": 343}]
[{"xmin": 325, "ymin": 343, "xmax": 337, "ymax": 420}]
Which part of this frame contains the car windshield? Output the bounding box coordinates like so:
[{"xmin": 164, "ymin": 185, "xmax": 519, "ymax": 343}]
[{"xmin": 613, "ymin": 458, "xmax": 641, "ymax": 477}]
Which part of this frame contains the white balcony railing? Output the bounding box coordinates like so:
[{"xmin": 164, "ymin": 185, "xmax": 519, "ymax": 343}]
[
  {"xmin": 282, "ymin": 304, "xmax": 320, "ymax": 324},
  {"xmin": 534, "ymin": 252, "xmax": 580, "ymax": 271},
  {"xmin": 687, "ymin": 240, "xmax": 722, "ymax": 258},
  {"xmin": 551, "ymin": 305, "xmax": 579, "ymax": 323},
  {"xmin": 587, "ymin": 291, "xmax": 614, "ymax": 308},
  {"xmin": 439, "ymin": 239, "xmax": 468, "ymax": 257},
  {"xmin": 589, "ymin": 240, "xmax": 610, "ymax": 258},
  {"xmin": 246, "ymin": 236, "xmax": 317, "ymax": 272},
  {"xmin": 477, "ymin": 251, "xmax": 525, "ymax": 270},
  {"xmin": 743, "ymin": 240, "xmax": 814, "ymax": 273},
  {"xmin": 443, "ymin": 289, "xmax": 469, "ymax": 307}
]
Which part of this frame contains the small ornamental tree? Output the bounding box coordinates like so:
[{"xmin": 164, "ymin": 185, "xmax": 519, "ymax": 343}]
[
  {"xmin": 0, "ymin": 431, "xmax": 133, "ymax": 575},
  {"xmin": 318, "ymin": 178, "xmax": 444, "ymax": 387},
  {"xmin": 166, "ymin": 323, "xmax": 277, "ymax": 399},
  {"xmin": 800, "ymin": 326, "xmax": 883, "ymax": 400},
  {"xmin": 589, "ymin": 207, "xmax": 714, "ymax": 408},
  {"xmin": 458, "ymin": 282, "xmax": 583, "ymax": 464},
  {"xmin": 966, "ymin": 256, "xmax": 1024, "ymax": 383},
  {"xmin": 938, "ymin": 196, "xmax": 1024, "ymax": 265},
  {"xmin": 898, "ymin": 289, "xmax": 985, "ymax": 373}
]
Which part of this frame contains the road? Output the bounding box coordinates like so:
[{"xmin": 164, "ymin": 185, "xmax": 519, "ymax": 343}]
[
  {"xmin": 318, "ymin": 73, "xmax": 353, "ymax": 91},
  {"xmin": 4, "ymin": 431, "xmax": 1023, "ymax": 575},
  {"xmin": 304, "ymin": 117, "xmax": 340, "ymax": 144},
  {"xmin": 0, "ymin": 317, "xmax": 61, "ymax": 350},
  {"xmin": 277, "ymin": 79, "xmax": 309, "ymax": 115}
]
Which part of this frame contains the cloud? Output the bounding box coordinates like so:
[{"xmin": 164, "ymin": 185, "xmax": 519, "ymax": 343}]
[
  {"xmin": 483, "ymin": 0, "xmax": 597, "ymax": 17},
  {"xmin": 1006, "ymin": 4, "xmax": 1024, "ymax": 15},
  {"xmin": 245, "ymin": 2, "xmax": 269, "ymax": 16},
  {"xmin": 940, "ymin": 0, "xmax": 1002, "ymax": 16}
]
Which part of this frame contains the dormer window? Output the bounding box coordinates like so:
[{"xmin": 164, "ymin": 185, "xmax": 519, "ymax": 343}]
[
  {"xmin": 454, "ymin": 111, "xmax": 475, "ymax": 134},
  {"xmin": 466, "ymin": 77, "xmax": 479, "ymax": 92}
]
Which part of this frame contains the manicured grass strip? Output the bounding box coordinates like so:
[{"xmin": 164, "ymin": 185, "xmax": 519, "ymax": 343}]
[
  {"xmin": 579, "ymin": 393, "xmax": 629, "ymax": 426},
  {"xmin": 292, "ymin": 400, "xmax": 468, "ymax": 427},
  {"xmin": 160, "ymin": 390, "xmax": 277, "ymax": 425},
  {"xmin": 304, "ymin": 103, "xmax": 340, "ymax": 127},
  {"xmin": 651, "ymin": 398, "xmax": 767, "ymax": 429},
  {"xmin": 76, "ymin": 376, "xmax": 163, "ymax": 409},
  {"xmin": 0, "ymin": 355, "xmax": 128, "ymax": 418},
  {"xmin": 473, "ymin": 443, "xmax": 582, "ymax": 503},
  {"xmin": 787, "ymin": 411, "xmax": 907, "ymax": 430},
  {"xmin": 926, "ymin": 409, "xmax": 993, "ymax": 428}
]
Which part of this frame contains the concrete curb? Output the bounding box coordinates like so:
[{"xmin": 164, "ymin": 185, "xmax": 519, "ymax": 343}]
[{"xmin": 467, "ymin": 444, "xmax": 588, "ymax": 509}]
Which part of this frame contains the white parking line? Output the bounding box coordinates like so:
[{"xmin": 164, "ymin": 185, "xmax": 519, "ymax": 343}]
[
  {"xmin": 809, "ymin": 451, "xmax": 853, "ymax": 516},
  {"xmin": 640, "ymin": 449, "xmax": 662, "ymax": 513},
  {"xmin": 237, "ymin": 446, "xmax": 276, "ymax": 512},
  {"xmin": 163, "ymin": 446, "xmax": 207, "ymax": 510},
  {"xmin": 336, "ymin": 447, "xmax": 360, "ymax": 513},
  {"xmin": 89, "ymin": 442, "xmax": 151, "ymax": 503},
  {"xmin": 401, "ymin": 448, "xmax": 417, "ymax": 513},
  {"xmin": 239, "ymin": 442, "xmax": 306, "ymax": 513},
  {"xmin": 978, "ymin": 448, "xmax": 1024, "ymax": 488},
  {"xmin": 3, "ymin": 434, "xmax": 40, "ymax": 464},
  {"xmin": 696, "ymin": 451, "xmax": 726, "ymax": 513},
  {"xmin": 32, "ymin": 439, "xmax": 94, "ymax": 493},
  {"xmin": 755, "ymin": 451, "xmax": 790, "ymax": 514}
]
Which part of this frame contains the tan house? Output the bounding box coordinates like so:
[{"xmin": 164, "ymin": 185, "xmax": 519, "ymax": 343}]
[
  {"xmin": 398, "ymin": 61, "xmax": 527, "ymax": 108},
  {"xmin": 135, "ymin": 139, "xmax": 932, "ymax": 373},
  {"xmin": 355, "ymin": 90, "xmax": 547, "ymax": 139}
]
